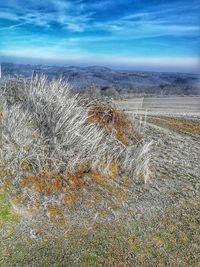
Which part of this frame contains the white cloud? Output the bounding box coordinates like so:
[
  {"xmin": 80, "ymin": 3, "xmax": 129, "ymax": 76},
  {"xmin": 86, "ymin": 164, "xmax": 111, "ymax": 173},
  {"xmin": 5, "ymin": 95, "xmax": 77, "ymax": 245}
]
[
  {"xmin": 65, "ymin": 22, "xmax": 84, "ymax": 32},
  {"xmin": 0, "ymin": 0, "xmax": 93, "ymax": 32},
  {"xmin": 0, "ymin": 0, "xmax": 199, "ymax": 36}
]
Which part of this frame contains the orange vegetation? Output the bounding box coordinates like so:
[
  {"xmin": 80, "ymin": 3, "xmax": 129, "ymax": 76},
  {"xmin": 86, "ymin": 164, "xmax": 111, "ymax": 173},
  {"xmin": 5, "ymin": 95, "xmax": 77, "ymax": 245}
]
[
  {"xmin": 10, "ymin": 158, "xmax": 134, "ymax": 218},
  {"xmin": 88, "ymin": 104, "xmax": 143, "ymax": 145}
]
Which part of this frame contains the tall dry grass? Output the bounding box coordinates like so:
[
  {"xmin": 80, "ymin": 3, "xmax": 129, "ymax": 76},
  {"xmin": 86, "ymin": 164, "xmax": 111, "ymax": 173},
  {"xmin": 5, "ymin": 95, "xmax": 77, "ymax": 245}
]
[{"xmin": 0, "ymin": 76, "xmax": 152, "ymax": 220}]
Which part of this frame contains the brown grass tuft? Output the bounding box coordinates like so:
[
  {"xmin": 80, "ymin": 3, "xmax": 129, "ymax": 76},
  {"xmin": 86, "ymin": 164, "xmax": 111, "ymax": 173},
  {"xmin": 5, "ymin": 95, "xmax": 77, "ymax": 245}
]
[{"xmin": 88, "ymin": 103, "xmax": 143, "ymax": 145}]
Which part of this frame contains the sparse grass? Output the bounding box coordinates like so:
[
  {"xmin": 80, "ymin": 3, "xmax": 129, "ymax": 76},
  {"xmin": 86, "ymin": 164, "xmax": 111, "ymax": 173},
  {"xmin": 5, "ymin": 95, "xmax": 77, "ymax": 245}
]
[
  {"xmin": 0, "ymin": 195, "xmax": 199, "ymax": 266},
  {"xmin": 148, "ymin": 116, "xmax": 200, "ymax": 135}
]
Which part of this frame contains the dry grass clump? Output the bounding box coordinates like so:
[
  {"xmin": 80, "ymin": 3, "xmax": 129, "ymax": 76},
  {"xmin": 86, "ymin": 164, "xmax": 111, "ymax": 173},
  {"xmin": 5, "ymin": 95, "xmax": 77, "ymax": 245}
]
[
  {"xmin": 88, "ymin": 101, "xmax": 143, "ymax": 145},
  {"xmin": 1, "ymin": 78, "xmax": 27, "ymax": 107},
  {"xmin": 0, "ymin": 76, "xmax": 152, "ymax": 221}
]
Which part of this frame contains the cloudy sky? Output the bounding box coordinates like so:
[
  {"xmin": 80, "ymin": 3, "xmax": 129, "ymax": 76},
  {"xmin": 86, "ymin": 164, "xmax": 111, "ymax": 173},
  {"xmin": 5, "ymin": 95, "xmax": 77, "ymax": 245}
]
[{"xmin": 0, "ymin": 0, "xmax": 200, "ymax": 72}]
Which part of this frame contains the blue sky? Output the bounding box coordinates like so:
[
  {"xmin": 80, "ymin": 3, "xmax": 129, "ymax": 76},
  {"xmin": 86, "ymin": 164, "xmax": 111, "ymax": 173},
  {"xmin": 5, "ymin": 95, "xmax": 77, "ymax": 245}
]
[{"xmin": 0, "ymin": 0, "xmax": 200, "ymax": 72}]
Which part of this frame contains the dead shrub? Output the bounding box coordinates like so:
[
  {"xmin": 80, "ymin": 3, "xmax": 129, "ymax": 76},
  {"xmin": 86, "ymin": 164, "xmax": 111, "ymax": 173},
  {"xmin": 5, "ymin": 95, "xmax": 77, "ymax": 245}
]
[{"xmin": 88, "ymin": 102, "xmax": 143, "ymax": 145}]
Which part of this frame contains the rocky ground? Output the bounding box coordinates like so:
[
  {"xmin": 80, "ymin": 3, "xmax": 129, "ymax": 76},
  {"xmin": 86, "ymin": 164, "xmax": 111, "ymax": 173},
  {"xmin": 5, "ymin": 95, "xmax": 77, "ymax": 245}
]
[{"xmin": 0, "ymin": 114, "xmax": 200, "ymax": 266}]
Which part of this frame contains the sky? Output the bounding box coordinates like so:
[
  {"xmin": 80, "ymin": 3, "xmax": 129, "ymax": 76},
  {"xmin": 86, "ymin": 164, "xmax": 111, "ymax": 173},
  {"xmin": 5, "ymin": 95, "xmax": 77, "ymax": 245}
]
[{"xmin": 0, "ymin": 0, "xmax": 200, "ymax": 73}]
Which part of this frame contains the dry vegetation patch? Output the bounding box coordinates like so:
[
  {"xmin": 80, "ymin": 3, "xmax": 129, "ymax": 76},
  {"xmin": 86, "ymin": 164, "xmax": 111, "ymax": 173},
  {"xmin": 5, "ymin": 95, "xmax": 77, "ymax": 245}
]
[
  {"xmin": 0, "ymin": 76, "xmax": 151, "ymax": 223},
  {"xmin": 8, "ymin": 160, "xmax": 130, "ymax": 220},
  {"xmin": 148, "ymin": 116, "xmax": 200, "ymax": 135},
  {"xmin": 88, "ymin": 102, "xmax": 143, "ymax": 145}
]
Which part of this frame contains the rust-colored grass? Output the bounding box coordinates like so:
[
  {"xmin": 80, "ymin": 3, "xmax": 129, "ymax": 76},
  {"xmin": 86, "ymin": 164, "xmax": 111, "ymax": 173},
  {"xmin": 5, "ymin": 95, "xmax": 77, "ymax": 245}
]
[
  {"xmin": 88, "ymin": 104, "xmax": 143, "ymax": 145},
  {"xmin": 148, "ymin": 116, "xmax": 200, "ymax": 135},
  {"xmin": 9, "ymin": 159, "xmax": 133, "ymax": 219}
]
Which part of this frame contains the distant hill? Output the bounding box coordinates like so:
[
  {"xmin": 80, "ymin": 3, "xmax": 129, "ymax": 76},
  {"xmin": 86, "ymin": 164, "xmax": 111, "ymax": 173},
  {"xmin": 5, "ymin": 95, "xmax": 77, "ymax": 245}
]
[{"xmin": 1, "ymin": 62, "xmax": 200, "ymax": 95}]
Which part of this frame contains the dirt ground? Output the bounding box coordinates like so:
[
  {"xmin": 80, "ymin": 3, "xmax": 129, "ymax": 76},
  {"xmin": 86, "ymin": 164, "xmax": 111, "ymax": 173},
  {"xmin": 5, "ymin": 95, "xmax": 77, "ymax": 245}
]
[{"xmin": 0, "ymin": 96, "xmax": 200, "ymax": 266}]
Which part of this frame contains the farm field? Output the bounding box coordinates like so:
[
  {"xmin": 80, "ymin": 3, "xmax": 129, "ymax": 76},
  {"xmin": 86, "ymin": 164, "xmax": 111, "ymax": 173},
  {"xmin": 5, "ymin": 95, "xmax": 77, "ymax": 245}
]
[{"xmin": 116, "ymin": 96, "xmax": 200, "ymax": 117}]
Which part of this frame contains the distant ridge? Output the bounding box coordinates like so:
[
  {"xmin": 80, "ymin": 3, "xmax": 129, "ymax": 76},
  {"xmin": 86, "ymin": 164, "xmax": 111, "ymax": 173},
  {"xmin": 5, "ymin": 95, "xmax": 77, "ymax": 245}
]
[{"xmin": 1, "ymin": 62, "xmax": 200, "ymax": 95}]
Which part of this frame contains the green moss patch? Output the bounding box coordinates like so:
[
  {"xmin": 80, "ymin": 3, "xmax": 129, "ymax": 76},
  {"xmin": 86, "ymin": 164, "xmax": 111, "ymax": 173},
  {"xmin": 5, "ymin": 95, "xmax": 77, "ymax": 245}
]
[{"xmin": 0, "ymin": 189, "xmax": 19, "ymax": 222}]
